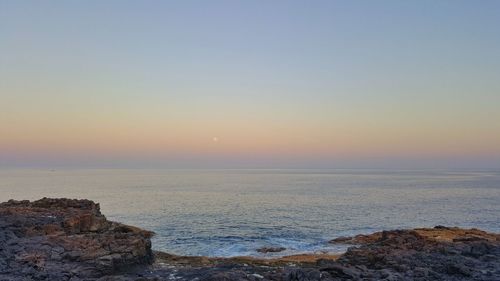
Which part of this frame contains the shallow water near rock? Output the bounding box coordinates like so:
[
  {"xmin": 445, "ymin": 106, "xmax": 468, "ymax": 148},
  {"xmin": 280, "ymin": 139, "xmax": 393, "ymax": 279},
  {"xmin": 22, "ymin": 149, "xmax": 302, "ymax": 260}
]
[{"xmin": 0, "ymin": 169, "xmax": 499, "ymax": 257}]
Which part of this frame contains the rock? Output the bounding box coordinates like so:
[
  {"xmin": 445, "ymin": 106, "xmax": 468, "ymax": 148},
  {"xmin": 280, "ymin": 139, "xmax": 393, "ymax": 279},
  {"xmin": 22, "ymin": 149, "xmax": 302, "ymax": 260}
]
[
  {"xmin": 334, "ymin": 227, "xmax": 500, "ymax": 281},
  {"xmin": 319, "ymin": 262, "xmax": 360, "ymax": 279},
  {"xmin": 434, "ymin": 225, "xmax": 450, "ymax": 229},
  {"xmin": 0, "ymin": 198, "xmax": 154, "ymax": 280},
  {"xmin": 329, "ymin": 236, "xmax": 351, "ymax": 243},
  {"xmin": 329, "ymin": 232, "xmax": 383, "ymax": 245},
  {"xmin": 256, "ymin": 247, "xmax": 286, "ymax": 253},
  {"xmin": 284, "ymin": 268, "xmax": 321, "ymax": 281}
]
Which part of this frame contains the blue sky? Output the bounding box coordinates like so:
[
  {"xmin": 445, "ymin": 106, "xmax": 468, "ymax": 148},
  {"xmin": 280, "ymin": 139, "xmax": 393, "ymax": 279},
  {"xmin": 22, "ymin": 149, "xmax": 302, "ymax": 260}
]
[{"xmin": 1, "ymin": 1, "xmax": 500, "ymax": 168}]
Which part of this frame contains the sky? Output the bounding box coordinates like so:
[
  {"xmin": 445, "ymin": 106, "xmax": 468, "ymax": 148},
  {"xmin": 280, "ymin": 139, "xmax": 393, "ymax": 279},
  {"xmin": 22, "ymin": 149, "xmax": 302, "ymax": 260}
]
[{"xmin": 1, "ymin": 0, "xmax": 500, "ymax": 169}]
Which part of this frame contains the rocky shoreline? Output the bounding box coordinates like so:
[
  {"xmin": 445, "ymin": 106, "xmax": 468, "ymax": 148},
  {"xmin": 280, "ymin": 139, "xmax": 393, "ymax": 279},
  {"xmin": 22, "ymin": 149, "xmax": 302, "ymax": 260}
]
[{"xmin": 1, "ymin": 198, "xmax": 499, "ymax": 280}]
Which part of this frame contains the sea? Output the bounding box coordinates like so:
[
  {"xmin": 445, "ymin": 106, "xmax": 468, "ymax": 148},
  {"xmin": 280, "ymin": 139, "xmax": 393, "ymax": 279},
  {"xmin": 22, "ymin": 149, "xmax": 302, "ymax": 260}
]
[{"xmin": 0, "ymin": 169, "xmax": 499, "ymax": 258}]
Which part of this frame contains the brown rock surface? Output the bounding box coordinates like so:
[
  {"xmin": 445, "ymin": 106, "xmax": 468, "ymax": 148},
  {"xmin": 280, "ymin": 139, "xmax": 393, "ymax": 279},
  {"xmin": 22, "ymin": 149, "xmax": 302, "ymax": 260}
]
[{"xmin": 329, "ymin": 225, "xmax": 500, "ymax": 245}]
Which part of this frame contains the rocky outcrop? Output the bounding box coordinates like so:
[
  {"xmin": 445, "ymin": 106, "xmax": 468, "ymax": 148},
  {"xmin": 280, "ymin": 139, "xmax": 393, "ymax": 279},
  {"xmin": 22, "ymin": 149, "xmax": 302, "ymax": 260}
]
[
  {"xmin": 0, "ymin": 198, "xmax": 154, "ymax": 280},
  {"xmin": 329, "ymin": 225, "xmax": 500, "ymax": 245},
  {"xmin": 297, "ymin": 226, "xmax": 500, "ymax": 280},
  {"xmin": 1, "ymin": 198, "xmax": 499, "ymax": 280}
]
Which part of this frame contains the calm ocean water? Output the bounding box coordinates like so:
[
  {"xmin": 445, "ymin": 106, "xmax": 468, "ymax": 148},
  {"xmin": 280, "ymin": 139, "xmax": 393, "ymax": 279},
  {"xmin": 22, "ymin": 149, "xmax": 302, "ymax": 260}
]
[{"xmin": 1, "ymin": 169, "xmax": 499, "ymax": 257}]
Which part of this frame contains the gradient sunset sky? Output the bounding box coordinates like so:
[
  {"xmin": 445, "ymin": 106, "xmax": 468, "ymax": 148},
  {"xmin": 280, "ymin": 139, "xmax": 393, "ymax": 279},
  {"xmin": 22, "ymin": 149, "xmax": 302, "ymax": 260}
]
[{"xmin": 1, "ymin": 1, "xmax": 500, "ymax": 169}]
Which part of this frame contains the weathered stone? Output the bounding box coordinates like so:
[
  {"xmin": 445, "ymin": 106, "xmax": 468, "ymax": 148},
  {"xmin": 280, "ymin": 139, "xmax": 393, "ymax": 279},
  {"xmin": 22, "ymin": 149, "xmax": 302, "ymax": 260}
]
[
  {"xmin": 284, "ymin": 268, "xmax": 321, "ymax": 281},
  {"xmin": 0, "ymin": 198, "xmax": 154, "ymax": 280}
]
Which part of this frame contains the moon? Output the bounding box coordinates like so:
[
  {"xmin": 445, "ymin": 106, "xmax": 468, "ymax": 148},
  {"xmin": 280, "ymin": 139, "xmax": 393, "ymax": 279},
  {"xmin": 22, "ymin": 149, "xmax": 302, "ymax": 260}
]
[{"xmin": 212, "ymin": 137, "xmax": 219, "ymax": 142}]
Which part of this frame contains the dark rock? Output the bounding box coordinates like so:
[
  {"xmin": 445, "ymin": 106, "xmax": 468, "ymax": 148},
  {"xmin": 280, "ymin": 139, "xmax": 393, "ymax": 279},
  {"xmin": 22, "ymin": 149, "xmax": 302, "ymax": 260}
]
[
  {"xmin": 328, "ymin": 236, "xmax": 351, "ymax": 243},
  {"xmin": 319, "ymin": 263, "xmax": 360, "ymax": 279},
  {"xmin": 256, "ymin": 247, "xmax": 286, "ymax": 253},
  {"xmin": 434, "ymin": 225, "xmax": 450, "ymax": 230},
  {"xmin": 284, "ymin": 268, "xmax": 321, "ymax": 281},
  {"xmin": 0, "ymin": 198, "xmax": 154, "ymax": 280},
  {"xmin": 335, "ymin": 228, "xmax": 500, "ymax": 281}
]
